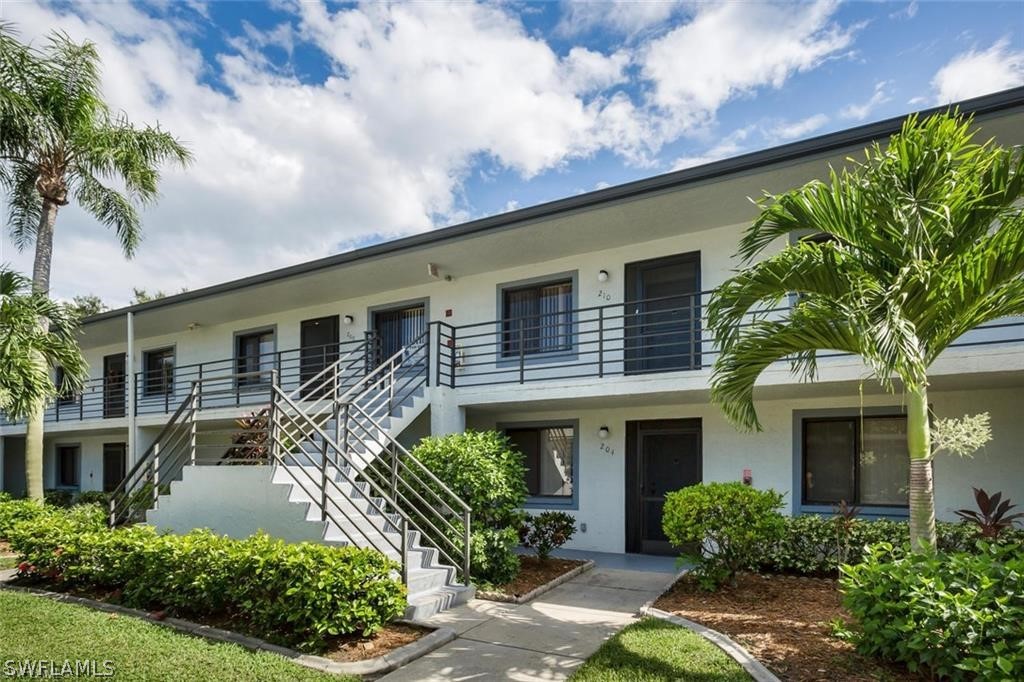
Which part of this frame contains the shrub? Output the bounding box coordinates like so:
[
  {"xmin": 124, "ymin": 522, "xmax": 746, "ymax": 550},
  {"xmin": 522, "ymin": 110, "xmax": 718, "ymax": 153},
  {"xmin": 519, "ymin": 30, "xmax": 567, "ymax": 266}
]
[
  {"xmin": 841, "ymin": 542, "xmax": 1024, "ymax": 680},
  {"xmin": 409, "ymin": 431, "xmax": 527, "ymax": 583},
  {"xmin": 0, "ymin": 495, "xmax": 47, "ymax": 539},
  {"xmin": 43, "ymin": 489, "xmax": 73, "ymax": 508},
  {"xmin": 74, "ymin": 491, "xmax": 110, "ymax": 507},
  {"xmin": 520, "ymin": 511, "xmax": 576, "ymax": 561},
  {"xmin": 5, "ymin": 506, "xmax": 406, "ymax": 652},
  {"xmin": 762, "ymin": 515, "xmax": 1022, "ymax": 576},
  {"xmin": 954, "ymin": 487, "xmax": 1024, "ymax": 539},
  {"xmin": 662, "ymin": 482, "xmax": 785, "ymax": 590}
]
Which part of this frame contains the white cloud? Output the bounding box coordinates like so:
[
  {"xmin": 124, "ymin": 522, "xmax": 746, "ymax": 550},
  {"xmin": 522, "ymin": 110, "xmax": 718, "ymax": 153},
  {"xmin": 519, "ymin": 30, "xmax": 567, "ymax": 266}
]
[
  {"xmin": 840, "ymin": 80, "xmax": 893, "ymax": 120},
  {"xmin": 557, "ymin": 0, "xmax": 683, "ymax": 37},
  {"xmin": 769, "ymin": 113, "xmax": 830, "ymax": 141},
  {"xmin": 672, "ymin": 126, "xmax": 755, "ymax": 170},
  {"xmin": 641, "ymin": 1, "xmax": 854, "ymax": 134},
  {"xmin": 932, "ymin": 38, "xmax": 1024, "ymax": 103},
  {"xmin": 889, "ymin": 1, "xmax": 919, "ymax": 20},
  {"xmin": 0, "ymin": 0, "xmax": 861, "ymax": 306}
]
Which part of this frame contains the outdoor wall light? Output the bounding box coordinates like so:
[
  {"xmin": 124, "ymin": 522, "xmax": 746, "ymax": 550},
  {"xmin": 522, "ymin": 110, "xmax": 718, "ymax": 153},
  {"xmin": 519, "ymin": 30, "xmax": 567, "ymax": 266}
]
[
  {"xmin": 597, "ymin": 269, "xmax": 610, "ymax": 283},
  {"xmin": 597, "ymin": 426, "xmax": 610, "ymax": 439},
  {"xmin": 343, "ymin": 315, "xmax": 355, "ymax": 325}
]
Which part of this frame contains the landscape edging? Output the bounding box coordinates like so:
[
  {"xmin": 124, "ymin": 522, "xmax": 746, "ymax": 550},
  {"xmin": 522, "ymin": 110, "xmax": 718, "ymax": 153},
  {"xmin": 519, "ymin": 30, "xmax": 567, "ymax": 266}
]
[
  {"xmin": 475, "ymin": 559, "xmax": 595, "ymax": 604},
  {"xmin": 0, "ymin": 579, "xmax": 455, "ymax": 677},
  {"xmin": 640, "ymin": 605, "xmax": 781, "ymax": 682}
]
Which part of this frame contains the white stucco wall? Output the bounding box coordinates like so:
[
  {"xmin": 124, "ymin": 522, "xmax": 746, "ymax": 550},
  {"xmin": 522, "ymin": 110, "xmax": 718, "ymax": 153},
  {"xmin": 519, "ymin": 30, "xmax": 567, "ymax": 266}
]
[
  {"xmin": 468, "ymin": 385, "xmax": 1024, "ymax": 554},
  {"xmin": 44, "ymin": 432, "xmax": 128, "ymax": 493}
]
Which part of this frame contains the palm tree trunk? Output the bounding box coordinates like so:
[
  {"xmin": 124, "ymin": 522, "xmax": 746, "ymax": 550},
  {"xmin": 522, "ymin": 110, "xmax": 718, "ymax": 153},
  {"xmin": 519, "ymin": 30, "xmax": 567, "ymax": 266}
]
[
  {"xmin": 907, "ymin": 385, "xmax": 936, "ymax": 552},
  {"xmin": 24, "ymin": 198, "xmax": 59, "ymax": 501}
]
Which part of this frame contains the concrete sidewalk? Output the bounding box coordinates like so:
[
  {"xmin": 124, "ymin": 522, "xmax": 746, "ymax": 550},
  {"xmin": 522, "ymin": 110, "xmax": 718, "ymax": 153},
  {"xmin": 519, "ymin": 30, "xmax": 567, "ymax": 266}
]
[{"xmin": 380, "ymin": 565, "xmax": 678, "ymax": 681}]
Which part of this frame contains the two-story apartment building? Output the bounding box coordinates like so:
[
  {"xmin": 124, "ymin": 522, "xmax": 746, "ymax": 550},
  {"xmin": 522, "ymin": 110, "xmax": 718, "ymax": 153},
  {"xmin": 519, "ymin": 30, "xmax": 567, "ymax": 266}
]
[{"xmin": 2, "ymin": 88, "xmax": 1023, "ymax": 565}]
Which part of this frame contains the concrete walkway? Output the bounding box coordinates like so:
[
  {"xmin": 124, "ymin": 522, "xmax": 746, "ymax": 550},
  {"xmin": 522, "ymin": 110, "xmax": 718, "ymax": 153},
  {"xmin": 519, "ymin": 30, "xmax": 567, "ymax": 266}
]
[{"xmin": 381, "ymin": 558, "xmax": 679, "ymax": 681}]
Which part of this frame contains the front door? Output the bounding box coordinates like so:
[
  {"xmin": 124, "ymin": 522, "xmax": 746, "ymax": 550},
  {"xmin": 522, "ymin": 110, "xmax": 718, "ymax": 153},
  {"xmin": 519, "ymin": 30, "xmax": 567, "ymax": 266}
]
[
  {"xmin": 626, "ymin": 419, "xmax": 702, "ymax": 555},
  {"xmin": 103, "ymin": 353, "xmax": 126, "ymax": 418},
  {"xmin": 624, "ymin": 252, "xmax": 701, "ymax": 374},
  {"xmin": 299, "ymin": 316, "xmax": 340, "ymax": 397},
  {"xmin": 102, "ymin": 442, "xmax": 127, "ymax": 492},
  {"xmin": 371, "ymin": 303, "xmax": 426, "ymax": 364}
]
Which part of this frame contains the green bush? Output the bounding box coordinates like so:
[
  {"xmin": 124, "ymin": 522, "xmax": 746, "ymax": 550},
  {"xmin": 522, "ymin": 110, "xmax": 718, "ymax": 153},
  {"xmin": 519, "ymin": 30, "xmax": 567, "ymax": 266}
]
[
  {"xmin": 43, "ymin": 489, "xmax": 74, "ymax": 508},
  {"xmin": 841, "ymin": 542, "xmax": 1024, "ymax": 680},
  {"xmin": 74, "ymin": 490, "xmax": 110, "ymax": 507},
  {"xmin": 662, "ymin": 482, "xmax": 785, "ymax": 590},
  {"xmin": 409, "ymin": 431, "xmax": 527, "ymax": 584},
  {"xmin": 520, "ymin": 511, "xmax": 576, "ymax": 561},
  {"xmin": 5, "ymin": 505, "xmax": 406, "ymax": 652},
  {"xmin": 0, "ymin": 495, "xmax": 47, "ymax": 539},
  {"xmin": 762, "ymin": 515, "xmax": 1021, "ymax": 576}
]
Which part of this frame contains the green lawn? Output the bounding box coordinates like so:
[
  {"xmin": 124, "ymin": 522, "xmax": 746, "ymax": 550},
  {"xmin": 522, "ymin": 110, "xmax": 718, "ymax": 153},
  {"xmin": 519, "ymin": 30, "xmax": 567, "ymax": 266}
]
[
  {"xmin": 572, "ymin": 618, "xmax": 751, "ymax": 682},
  {"xmin": 0, "ymin": 589, "xmax": 351, "ymax": 681},
  {"xmin": 0, "ymin": 555, "xmax": 17, "ymax": 569}
]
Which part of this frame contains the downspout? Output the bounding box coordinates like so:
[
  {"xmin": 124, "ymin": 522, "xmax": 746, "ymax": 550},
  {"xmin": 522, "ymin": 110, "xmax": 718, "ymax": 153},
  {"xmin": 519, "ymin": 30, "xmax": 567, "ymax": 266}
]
[{"xmin": 127, "ymin": 311, "xmax": 136, "ymax": 464}]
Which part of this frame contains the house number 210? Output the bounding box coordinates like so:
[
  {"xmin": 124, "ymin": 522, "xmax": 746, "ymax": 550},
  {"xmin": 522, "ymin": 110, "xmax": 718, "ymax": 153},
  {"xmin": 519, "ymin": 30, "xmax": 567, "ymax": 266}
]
[{"xmin": 596, "ymin": 290, "xmax": 612, "ymax": 301}]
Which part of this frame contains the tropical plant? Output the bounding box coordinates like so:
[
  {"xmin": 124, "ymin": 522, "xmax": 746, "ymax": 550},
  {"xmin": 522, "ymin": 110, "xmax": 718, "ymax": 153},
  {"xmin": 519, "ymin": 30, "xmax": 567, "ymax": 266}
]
[
  {"xmin": 955, "ymin": 487, "xmax": 1024, "ymax": 539},
  {"xmin": 0, "ymin": 23, "xmax": 191, "ymax": 499},
  {"xmin": 707, "ymin": 112, "xmax": 1024, "ymax": 552},
  {"xmin": 0, "ymin": 268, "xmax": 86, "ymax": 420},
  {"xmin": 662, "ymin": 482, "xmax": 786, "ymax": 590},
  {"xmin": 520, "ymin": 511, "xmax": 577, "ymax": 561}
]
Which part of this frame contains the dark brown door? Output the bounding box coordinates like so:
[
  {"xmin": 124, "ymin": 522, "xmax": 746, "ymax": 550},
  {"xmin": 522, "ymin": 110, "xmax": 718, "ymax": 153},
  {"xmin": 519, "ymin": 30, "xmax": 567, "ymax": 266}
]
[
  {"xmin": 102, "ymin": 443, "xmax": 127, "ymax": 492},
  {"xmin": 626, "ymin": 419, "xmax": 702, "ymax": 555},
  {"xmin": 624, "ymin": 252, "xmax": 701, "ymax": 374},
  {"xmin": 103, "ymin": 353, "xmax": 126, "ymax": 418},
  {"xmin": 300, "ymin": 316, "xmax": 340, "ymax": 397}
]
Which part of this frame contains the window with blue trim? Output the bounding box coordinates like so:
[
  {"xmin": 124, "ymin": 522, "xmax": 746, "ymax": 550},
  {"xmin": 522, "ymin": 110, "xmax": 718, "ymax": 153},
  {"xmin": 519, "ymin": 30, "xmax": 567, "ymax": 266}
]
[
  {"xmin": 506, "ymin": 424, "xmax": 576, "ymax": 503},
  {"xmin": 802, "ymin": 415, "xmax": 909, "ymax": 507}
]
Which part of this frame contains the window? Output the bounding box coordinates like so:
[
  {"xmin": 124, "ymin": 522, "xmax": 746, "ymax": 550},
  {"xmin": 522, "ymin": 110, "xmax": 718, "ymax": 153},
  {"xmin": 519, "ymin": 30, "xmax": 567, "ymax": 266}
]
[
  {"xmin": 143, "ymin": 347, "xmax": 175, "ymax": 397},
  {"xmin": 57, "ymin": 445, "xmax": 80, "ymax": 488},
  {"xmin": 802, "ymin": 416, "xmax": 909, "ymax": 507},
  {"xmin": 236, "ymin": 329, "xmax": 275, "ymax": 386},
  {"xmin": 54, "ymin": 367, "xmax": 77, "ymax": 406},
  {"xmin": 505, "ymin": 424, "xmax": 576, "ymax": 502},
  {"xmin": 501, "ymin": 279, "xmax": 573, "ymax": 357}
]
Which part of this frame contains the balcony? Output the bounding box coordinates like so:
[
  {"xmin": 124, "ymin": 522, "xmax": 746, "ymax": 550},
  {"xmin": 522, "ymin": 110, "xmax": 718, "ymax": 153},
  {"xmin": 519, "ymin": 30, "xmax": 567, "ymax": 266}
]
[{"xmin": 3, "ymin": 292, "xmax": 1023, "ymax": 428}]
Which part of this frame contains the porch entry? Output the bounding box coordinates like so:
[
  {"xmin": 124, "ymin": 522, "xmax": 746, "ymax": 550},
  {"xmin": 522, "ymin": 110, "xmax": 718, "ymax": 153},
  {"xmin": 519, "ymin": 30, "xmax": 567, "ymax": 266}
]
[
  {"xmin": 102, "ymin": 443, "xmax": 127, "ymax": 493},
  {"xmin": 371, "ymin": 302, "xmax": 426, "ymax": 365},
  {"xmin": 624, "ymin": 251, "xmax": 701, "ymax": 374},
  {"xmin": 625, "ymin": 418, "xmax": 702, "ymax": 555},
  {"xmin": 299, "ymin": 316, "xmax": 340, "ymax": 397},
  {"xmin": 103, "ymin": 353, "xmax": 126, "ymax": 418}
]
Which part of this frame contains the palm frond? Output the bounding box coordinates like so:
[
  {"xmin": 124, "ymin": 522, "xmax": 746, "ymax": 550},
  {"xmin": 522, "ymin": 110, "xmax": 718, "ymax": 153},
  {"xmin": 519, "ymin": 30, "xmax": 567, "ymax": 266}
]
[
  {"xmin": 72, "ymin": 173, "xmax": 141, "ymax": 257},
  {"xmin": 4, "ymin": 160, "xmax": 41, "ymax": 251}
]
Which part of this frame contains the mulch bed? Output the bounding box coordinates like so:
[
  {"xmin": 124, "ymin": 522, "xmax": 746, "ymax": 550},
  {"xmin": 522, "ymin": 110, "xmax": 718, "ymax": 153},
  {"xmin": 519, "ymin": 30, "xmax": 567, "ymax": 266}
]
[
  {"xmin": 482, "ymin": 556, "xmax": 587, "ymax": 599},
  {"xmin": 0, "ymin": 540, "xmax": 15, "ymax": 557},
  {"xmin": 5, "ymin": 575, "xmax": 428, "ymax": 663},
  {"xmin": 654, "ymin": 572, "xmax": 920, "ymax": 682}
]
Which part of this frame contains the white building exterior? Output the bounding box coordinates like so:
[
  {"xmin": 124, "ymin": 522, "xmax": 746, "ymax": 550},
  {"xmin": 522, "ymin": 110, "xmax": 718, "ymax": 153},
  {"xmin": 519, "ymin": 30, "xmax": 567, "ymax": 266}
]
[{"xmin": 3, "ymin": 89, "xmax": 1023, "ymax": 557}]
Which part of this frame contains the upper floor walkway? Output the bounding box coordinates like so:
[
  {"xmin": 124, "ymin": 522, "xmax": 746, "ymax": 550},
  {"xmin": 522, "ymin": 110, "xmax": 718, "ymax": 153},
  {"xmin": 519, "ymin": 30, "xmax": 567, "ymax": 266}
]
[{"xmin": 5, "ymin": 289, "xmax": 1024, "ymax": 430}]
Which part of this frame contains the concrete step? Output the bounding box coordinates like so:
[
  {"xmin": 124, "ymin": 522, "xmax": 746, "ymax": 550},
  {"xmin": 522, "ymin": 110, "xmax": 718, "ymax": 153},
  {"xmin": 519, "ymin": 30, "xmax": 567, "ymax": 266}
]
[{"xmin": 405, "ymin": 584, "xmax": 476, "ymax": 621}]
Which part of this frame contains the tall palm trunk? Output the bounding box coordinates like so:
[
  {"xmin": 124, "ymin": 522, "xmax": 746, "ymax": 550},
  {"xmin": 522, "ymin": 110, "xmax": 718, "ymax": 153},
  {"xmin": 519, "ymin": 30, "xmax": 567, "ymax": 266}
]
[
  {"xmin": 23, "ymin": 197, "xmax": 59, "ymax": 501},
  {"xmin": 907, "ymin": 385, "xmax": 936, "ymax": 552}
]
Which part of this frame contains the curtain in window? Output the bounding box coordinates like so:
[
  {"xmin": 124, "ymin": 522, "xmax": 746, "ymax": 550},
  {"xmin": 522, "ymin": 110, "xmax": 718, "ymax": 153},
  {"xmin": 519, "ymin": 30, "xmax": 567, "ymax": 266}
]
[
  {"xmin": 503, "ymin": 281, "xmax": 572, "ymax": 355},
  {"xmin": 859, "ymin": 418, "xmax": 909, "ymax": 505}
]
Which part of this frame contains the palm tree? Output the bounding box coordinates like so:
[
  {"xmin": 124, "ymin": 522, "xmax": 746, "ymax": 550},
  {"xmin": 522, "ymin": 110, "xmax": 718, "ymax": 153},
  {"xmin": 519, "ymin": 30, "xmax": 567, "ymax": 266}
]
[
  {"xmin": 0, "ymin": 23, "xmax": 191, "ymax": 500},
  {"xmin": 0, "ymin": 268, "xmax": 86, "ymax": 421},
  {"xmin": 707, "ymin": 112, "xmax": 1024, "ymax": 552}
]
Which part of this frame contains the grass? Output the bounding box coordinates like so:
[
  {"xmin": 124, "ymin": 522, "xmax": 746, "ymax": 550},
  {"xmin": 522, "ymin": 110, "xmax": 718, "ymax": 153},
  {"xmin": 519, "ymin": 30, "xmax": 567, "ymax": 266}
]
[
  {"xmin": 572, "ymin": 618, "xmax": 751, "ymax": 681},
  {"xmin": 0, "ymin": 555, "xmax": 18, "ymax": 569},
  {"xmin": 0, "ymin": 589, "xmax": 351, "ymax": 681}
]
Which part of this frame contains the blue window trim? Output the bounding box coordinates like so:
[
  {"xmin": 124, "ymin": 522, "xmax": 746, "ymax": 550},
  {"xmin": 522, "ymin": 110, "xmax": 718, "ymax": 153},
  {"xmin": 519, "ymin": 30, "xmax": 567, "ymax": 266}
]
[
  {"xmin": 499, "ymin": 418, "xmax": 580, "ymax": 511},
  {"xmin": 494, "ymin": 271, "xmax": 579, "ymax": 367},
  {"xmin": 791, "ymin": 406, "xmax": 911, "ymax": 520}
]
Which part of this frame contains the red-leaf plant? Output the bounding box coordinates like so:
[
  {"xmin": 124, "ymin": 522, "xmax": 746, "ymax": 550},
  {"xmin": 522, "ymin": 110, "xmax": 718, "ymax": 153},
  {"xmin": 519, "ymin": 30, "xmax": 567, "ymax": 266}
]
[{"xmin": 954, "ymin": 488, "xmax": 1024, "ymax": 539}]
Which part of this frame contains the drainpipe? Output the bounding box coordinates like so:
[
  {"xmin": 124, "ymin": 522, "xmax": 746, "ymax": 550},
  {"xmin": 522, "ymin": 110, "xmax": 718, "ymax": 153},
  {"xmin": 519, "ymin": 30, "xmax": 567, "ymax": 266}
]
[{"xmin": 127, "ymin": 311, "xmax": 136, "ymax": 464}]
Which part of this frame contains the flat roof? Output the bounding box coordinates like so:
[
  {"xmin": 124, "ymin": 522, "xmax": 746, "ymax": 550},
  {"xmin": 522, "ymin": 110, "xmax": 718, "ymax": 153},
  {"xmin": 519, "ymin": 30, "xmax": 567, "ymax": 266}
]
[{"xmin": 85, "ymin": 85, "xmax": 1024, "ymax": 325}]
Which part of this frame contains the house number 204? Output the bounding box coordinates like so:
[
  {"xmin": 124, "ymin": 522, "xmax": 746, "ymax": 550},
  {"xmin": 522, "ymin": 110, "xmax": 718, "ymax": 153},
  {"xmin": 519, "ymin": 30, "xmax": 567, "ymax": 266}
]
[{"xmin": 599, "ymin": 443, "xmax": 615, "ymax": 454}]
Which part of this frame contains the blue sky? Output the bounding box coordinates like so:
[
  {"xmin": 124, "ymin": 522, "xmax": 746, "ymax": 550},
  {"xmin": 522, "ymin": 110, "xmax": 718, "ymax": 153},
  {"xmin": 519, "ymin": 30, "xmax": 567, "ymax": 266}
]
[{"xmin": 1, "ymin": 1, "xmax": 1022, "ymax": 304}]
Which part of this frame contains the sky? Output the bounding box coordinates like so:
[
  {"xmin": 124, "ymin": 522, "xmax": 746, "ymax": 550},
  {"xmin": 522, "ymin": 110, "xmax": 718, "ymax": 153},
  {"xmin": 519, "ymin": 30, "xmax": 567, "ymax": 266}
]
[{"xmin": 0, "ymin": 0, "xmax": 1022, "ymax": 307}]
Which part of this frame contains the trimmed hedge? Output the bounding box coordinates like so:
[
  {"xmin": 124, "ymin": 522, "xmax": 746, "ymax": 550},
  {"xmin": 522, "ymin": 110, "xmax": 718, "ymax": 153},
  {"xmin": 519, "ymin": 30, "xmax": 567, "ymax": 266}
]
[
  {"xmin": 4, "ymin": 501, "xmax": 406, "ymax": 652},
  {"xmin": 840, "ymin": 542, "xmax": 1024, "ymax": 680},
  {"xmin": 761, "ymin": 514, "xmax": 1022, "ymax": 576},
  {"xmin": 408, "ymin": 431, "xmax": 527, "ymax": 584},
  {"xmin": 663, "ymin": 482, "xmax": 786, "ymax": 590}
]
